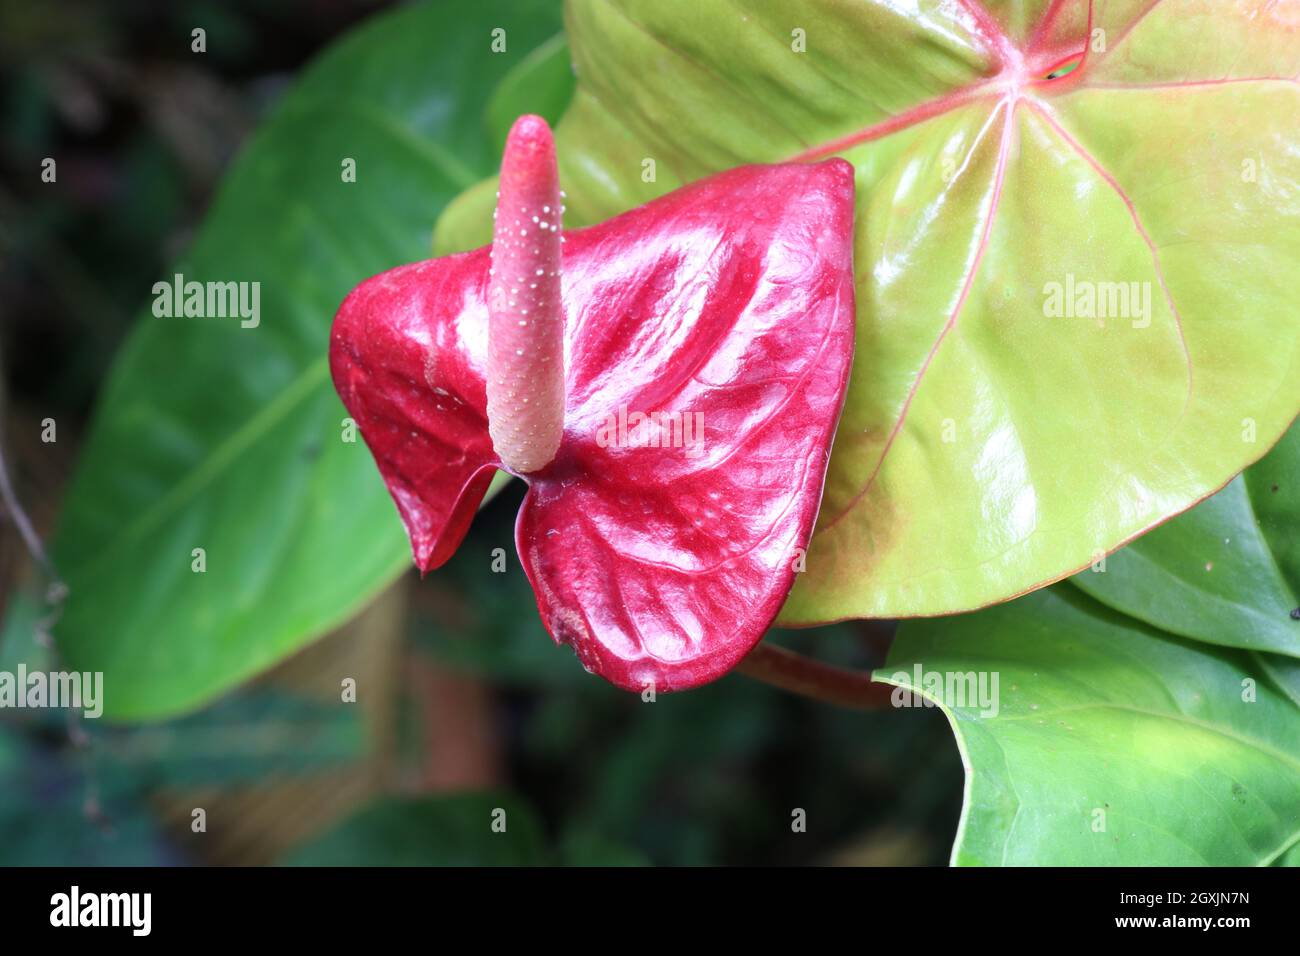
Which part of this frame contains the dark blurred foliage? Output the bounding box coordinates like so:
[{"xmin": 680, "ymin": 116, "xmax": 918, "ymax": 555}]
[
  {"xmin": 0, "ymin": 0, "xmax": 963, "ymax": 865},
  {"xmin": 410, "ymin": 484, "xmax": 965, "ymax": 866},
  {"xmin": 1, "ymin": 0, "xmax": 389, "ymax": 414}
]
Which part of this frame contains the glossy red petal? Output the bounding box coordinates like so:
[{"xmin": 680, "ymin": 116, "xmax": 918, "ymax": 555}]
[
  {"xmin": 331, "ymin": 160, "xmax": 856, "ymax": 689},
  {"xmin": 330, "ymin": 255, "xmax": 500, "ymax": 572},
  {"xmin": 520, "ymin": 161, "xmax": 856, "ymax": 690}
]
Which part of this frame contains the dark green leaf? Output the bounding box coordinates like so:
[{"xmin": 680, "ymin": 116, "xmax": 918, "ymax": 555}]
[
  {"xmin": 51, "ymin": 0, "xmax": 563, "ymax": 719},
  {"xmin": 1074, "ymin": 421, "xmax": 1299, "ymax": 658},
  {"xmin": 94, "ymin": 688, "xmax": 366, "ymax": 787},
  {"xmin": 485, "ymin": 33, "xmax": 575, "ymax": 154},
  {"xmin": 280, "ymin": 794, "xmax": 546, "ymax": 866},
  {"xmin": 0, "ymin": 724, "xmax": 175, "ymax": 866},
  {"xmin": 882, "ymin": 587, "xmax": 1300, "ymax": 865}
]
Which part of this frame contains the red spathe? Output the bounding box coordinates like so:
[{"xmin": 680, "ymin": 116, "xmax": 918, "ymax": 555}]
[{"xmin": 330, "ymin": 159, "xmax": 856, "ymax": 691}]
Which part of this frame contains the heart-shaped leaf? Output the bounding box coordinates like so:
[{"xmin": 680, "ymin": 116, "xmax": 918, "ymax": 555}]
[
  {"xmin": 333, "ymin": 159, "xmax": 856, "ymax": 690},
  {"xmin": 46, "ymin": 0, "xmax": 565, "ymax": 719},
  {"xmin": 882, "ymin": 585, "xmax": 1300, "ymax": 865},
  {"xmin": 1074, "ymin": 420, "xmax": 1300, "ymax": 658},
  {"xmin": 885, "ymin": 419, "xmax": 1300, "ymax": 864},
  {"xmin": 437, "ymin": 0, "xmax": 1300, "ymax": 622}
]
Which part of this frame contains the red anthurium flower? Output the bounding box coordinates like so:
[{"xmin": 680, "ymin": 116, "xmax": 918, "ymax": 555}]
[{"xmin": 330, "ymin": 115, "xmax": 856, "ymax": 692}]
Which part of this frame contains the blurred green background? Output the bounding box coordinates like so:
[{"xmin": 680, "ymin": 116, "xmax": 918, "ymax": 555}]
[{"xmin": 0, "ymin": 0, "xmax": 962, "ymax": 865}]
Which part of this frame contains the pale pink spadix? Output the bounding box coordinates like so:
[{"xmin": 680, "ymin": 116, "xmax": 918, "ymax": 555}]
[{"xmin": 486, "ymin": 114, "xmax": 565, "ymax": 475}]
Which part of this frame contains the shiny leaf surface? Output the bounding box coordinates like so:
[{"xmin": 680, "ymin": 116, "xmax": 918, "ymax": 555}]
[
  {"xmin": 882, "ymin": 586, "xmax": 1300, "ymax": 865},
  {"xmin": 1074, "ymin": 421, "xmax": 1300, "ymax": 658},
  {"xmin": 435, "ymin": 0, "xmax": 1300, "ymax": 620}
]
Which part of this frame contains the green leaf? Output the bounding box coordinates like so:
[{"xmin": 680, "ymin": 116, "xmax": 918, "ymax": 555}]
[
  {"xmin": 881, "ymin": 586, "xmax": 1300, "ymax": 866},
  {"xmin": 433, "ymin": 34, "xmax": 574, "ymax": 255},
  {"xmin": 280, "ymin": 794, "xmax": 546, "ymax": 866},
  {"xmin": 485, "ymin": 33, "xmax": 575, "ymax": 154},
  {"xmin": 49, "ymin": 0, "xmax": 564, "ymax": 719},
  {"xmin": 1074, "ymin": 420, "xmax": 1300, "ymax": 658},
  {"xmin": 883, "ymin": 425, "xmax": 1300, "ymax": 864},
  {"xmin": 441, "ymin": 0, "xmax": 1300, "ymax": 621}
]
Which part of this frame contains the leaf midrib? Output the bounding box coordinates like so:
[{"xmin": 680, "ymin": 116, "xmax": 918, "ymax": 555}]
[
  {"xmin": 61, "ymin": 89, "xmax": 487, "ymax": 582},
  {"xmin": 66, "ymin": 358, "xmax": 330, "ymax": 581},
  {"xmin": 991, "ymin": 700, "xmax": 1300, "ymax": 775},
  {"xmin": 969, "ymin": 700, "xmax": 1300, "ymax": 866}
]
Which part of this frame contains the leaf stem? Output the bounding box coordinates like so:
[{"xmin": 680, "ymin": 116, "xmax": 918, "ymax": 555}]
[
  {"xmin": 736, "ymin": 642, "xmax": 894, "ymax": 710},
  {"xmin": 0, "ymin": 425, "xmax": 59, "ymax": 586}
]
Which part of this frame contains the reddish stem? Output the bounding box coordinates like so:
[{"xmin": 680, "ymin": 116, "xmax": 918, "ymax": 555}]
[{"xmin": 736, "ymin": 642, "xmax": 894, "ymax": 710}]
